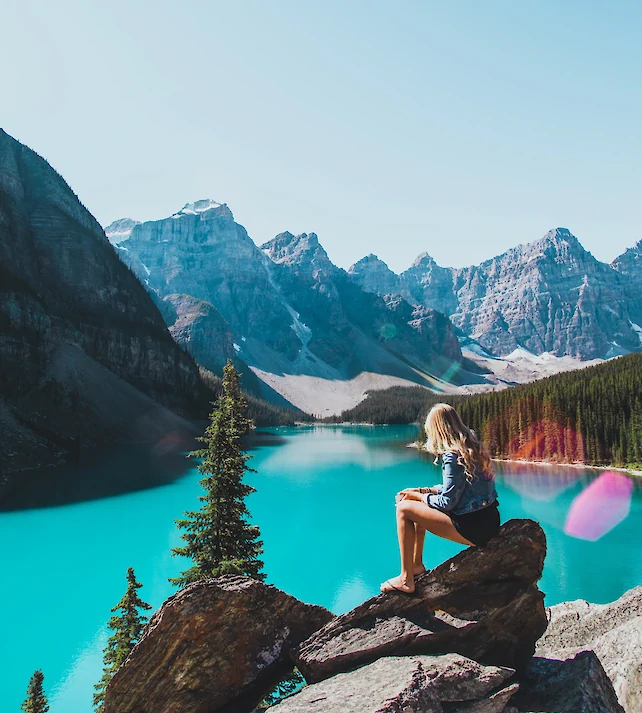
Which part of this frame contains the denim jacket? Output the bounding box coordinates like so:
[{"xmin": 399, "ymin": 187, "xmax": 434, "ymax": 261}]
[{"xmin": 424, "ymin": 451, "xmax": 497, "ymax": 515}]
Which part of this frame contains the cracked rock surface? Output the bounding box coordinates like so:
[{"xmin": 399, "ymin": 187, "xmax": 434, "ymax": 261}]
[
  {"xmin": 295, "ymin": 519, "xmax": 547, "ymax": 683},
  {"xmin": 102, "ymin": 576, "xmax": 333, "ymax": 713},
  {"xmin": 268, "ymin": 654, "xmax": 515, "ymax": 713}
]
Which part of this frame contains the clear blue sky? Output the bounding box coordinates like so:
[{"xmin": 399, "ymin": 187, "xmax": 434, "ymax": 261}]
[{"xmin": 2, "ymin": 0, "xmax": 641, "ymax": 272}]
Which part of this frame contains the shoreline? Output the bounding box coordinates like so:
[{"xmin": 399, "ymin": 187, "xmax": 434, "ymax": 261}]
[
  {"xmin": 491, "ymin": 456, "xmax": 642, "ymax": 478},
  {"xmin": 289, "ymin": 423, "xmax": 642, "ymax": 479},
  {"xmin": 405, "ymin": 440, "xmax": 642, "ymax": 478}
]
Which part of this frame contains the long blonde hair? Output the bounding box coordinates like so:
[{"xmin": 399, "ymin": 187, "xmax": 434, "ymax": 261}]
[{"xmin": 424, "ymin": 403, "xmax": 494, "ymax": 481}]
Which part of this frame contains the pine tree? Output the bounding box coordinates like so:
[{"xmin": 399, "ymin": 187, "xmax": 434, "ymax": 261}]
[
  {"xmin": 21, "ymin": 670, "xmax": 48, "ymax": 713},
  {"xmin": 170, "ymin": 359, "xmax": 265, "ymax": 587},
  {"xmin": 93, "ymin": 568, "xmax": 152, "ymax": 711},
  {"xmin": 258, "ymin": 669, "xmax": 306, "ymax": 709}
]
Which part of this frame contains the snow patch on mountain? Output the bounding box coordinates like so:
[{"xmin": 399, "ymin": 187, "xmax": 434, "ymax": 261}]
[
  {"xmin": 460, "ymin": 346, "xmax": 604, "ymax": 389},
  {"xmin": 105, "ymin": 217, "xmax": 140, "ymax": 244},
  {"xmin": 629, "ymin": 321, "xmax": 642, "ymax": 346},
  {"xmin": 285, "ymin": 305, "xmax": 312, "ymax": 348},
  {"xmin": 176, "ymin": 199, "xmax": 222, "ymax": 214}
]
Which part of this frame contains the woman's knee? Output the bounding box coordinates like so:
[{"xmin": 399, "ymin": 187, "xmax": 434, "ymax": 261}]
[{"xmin": 396, "ymin": 500, "xmax": 419, "ymax": 519}]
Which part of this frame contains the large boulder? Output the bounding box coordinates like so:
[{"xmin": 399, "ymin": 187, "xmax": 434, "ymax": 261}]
[
  {"xmin": 295, "ymin": 519, "xmax": 546, "ymax": 683},
  {"xmin": 535, "ymin": 586, "xmax": 642, "ymax": 712},
  {"xmin": 514, "ymin": 651, "xmax": 625, "ymax": 713},
  {"xmin": 102, "ymin": 576, "xmax": 333, "ymax": 713},
  {"xmin": 268, "ymin": 653, "xmax": 517, "ymax": 713}
]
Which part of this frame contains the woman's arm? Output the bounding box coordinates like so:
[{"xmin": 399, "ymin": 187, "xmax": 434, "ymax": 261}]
[
  {"xmin": 397, "ymin": 486, "xmax": 442, "ymax": 506},
  {"xmin": 425, "ymin": 452, "xmax": 466, "ymax": 512}
]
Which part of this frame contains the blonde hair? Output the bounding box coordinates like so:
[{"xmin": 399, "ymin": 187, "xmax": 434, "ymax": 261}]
[{"xmin": 424, "ymin": 403, "xmax": 494, "ymax": 481}]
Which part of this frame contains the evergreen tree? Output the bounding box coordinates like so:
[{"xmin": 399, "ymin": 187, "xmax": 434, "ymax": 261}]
[
  {"xmin": 21, "ymin": 670, "xmax": 48, "ymax": 713},
  {"xmin": 258, "ymin": 669, "xmax": 305, "ymax": 709},
  {"xmin": 326, "ymin": 353, "xmax": 642, "ymax": 469},
  {"xmin": 170, "ymin": 359, "xmax": 265, "ymax": 587},
  {"xmin": 93, "ymin": 568, "xmax": 152, "ymax": 711}
]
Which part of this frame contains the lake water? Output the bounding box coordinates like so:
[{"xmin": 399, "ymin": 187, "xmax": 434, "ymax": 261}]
[{"xmin": 1, "ymin": 425, "xmax": 641, "ymax": 712}]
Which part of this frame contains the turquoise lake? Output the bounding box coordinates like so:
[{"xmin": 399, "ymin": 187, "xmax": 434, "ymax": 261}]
[{"xmin": 1, "ymin": 424, "xmax": 641, "ymax": 712}]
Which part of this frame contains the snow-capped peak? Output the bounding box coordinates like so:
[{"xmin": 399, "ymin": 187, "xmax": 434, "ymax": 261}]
[
  {"xmin": 170, "ymin": 199, "xmax": 234, "ymax": 221},
  {"xmin": 176, "ymin": 199, "xmax": 223, "ymax": 215}
]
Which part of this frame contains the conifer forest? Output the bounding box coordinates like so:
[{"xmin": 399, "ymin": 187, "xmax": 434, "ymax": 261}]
[{"xmin": 331, "ymin": 354, "xmax": 642, "ymax": 468}]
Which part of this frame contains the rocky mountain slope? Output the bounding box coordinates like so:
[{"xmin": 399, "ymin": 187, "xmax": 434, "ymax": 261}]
[
  {"xmin": 0, "ymin": 129, "xmax": 203, "ymax": 477},
  {"xmin": 611, "ymin": 239, "xmax": 642, "ymax": 280},
  {"xmin": 349, "ymin": 228, "xmax": 642, "ymax": 361},
  {"xmin": 106, "ymin": 205, "xmax": 487, "ymax": 415}
]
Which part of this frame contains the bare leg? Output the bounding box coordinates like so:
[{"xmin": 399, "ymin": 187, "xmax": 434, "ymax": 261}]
[
  {"xmin": 381, "ymin": 500, "xmax": 473, "ymax": 594},
  {"xmin": 414, "ymin": 526, "xmax": 426, "ymax": 575}
]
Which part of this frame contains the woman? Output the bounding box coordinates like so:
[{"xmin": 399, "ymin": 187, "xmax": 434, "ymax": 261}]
[{"xmin": 380, "ymin": 403, "xmax": 500, "ymax": 594}]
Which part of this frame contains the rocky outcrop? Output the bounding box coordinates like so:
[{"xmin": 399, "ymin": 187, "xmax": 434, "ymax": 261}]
[
  {"xmin": 294, "ymin": 519, "xmax": 547, "ymax": 683},
  {"xmin": 348, "ymin": 253, "xmax": 402, "ymax": 297},
  {"xmin": 401, "ymin": 252, "xmax": 459, "ymax": 317},
  {"xmin": 611, "ymin": 241, "xmax": 642, "ymax": 350},
  {"xmin": 514, "ymin": 652, "xmax": 625, "ymax": 713},
  {"xmin": 612, "ymin": 239, "xmax": 642, "ymax": 280},
  {"xmin": 96, "ymin": 521, "xmax": 639, "ymax": 712},
  {"xmin": 102, "ymin": 576, "xmax": 333, "ymax": 713},
  {"xmin": 268, "ymin": 654, "xmax": 517, "ymax": 713},
  {"xmin": 0, "ymin": 130, "xmax": 202, "ymax": 476},
  {"xmin": 408, "ymin": 303, "xmax": 463, "ymax": 362},
  {"xmin": 162, "ymin": 293, "xmax": 235, "ymax": 373},
  {"xmin": 349, "ymin": 228, "xmax": 642, "ymax": 360},
  {"xmin": 534, "ymin": 586, "xmax": 642, "ymax": 712}
]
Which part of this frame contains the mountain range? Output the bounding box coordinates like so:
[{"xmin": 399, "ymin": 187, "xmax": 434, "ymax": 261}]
[
  {"xmin": 105, "ymin": 202, "xmax": 484, "ymax": 415},
  {"xmin": 3, "ymin": 126, "xmax": 642, "ymax": 476},
  {"xmin": 349, "ymin": 229, "xmax": 642, "ymax": 360},
  {"xmin": 106, "ymin": 204, "xmax": 642, "ymax": 414}
]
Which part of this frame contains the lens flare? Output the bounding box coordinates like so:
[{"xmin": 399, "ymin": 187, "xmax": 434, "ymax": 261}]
[
  {"xmin": 379, "ymin": 323, "xmax": 397, "ymax": 340},
  {"xmin": 438, "ymin": 359, "xmax": 461, "ymax": 385},
  {"xmin": 152, "ymin": 430, "xmax": 187, "ymax": 457},
  {"xmin": 564, "ymin": 471, "xmax": 633, "ymax": 541},
  {"xmin": 501, "ymin": 465, "xmax": 580, "ymax": 501}
]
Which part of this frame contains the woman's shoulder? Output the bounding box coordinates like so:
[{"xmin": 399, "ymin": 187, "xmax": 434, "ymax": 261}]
[{"xmin": 442, "ymin": 451, "xmax": 461, "ymax": 464}]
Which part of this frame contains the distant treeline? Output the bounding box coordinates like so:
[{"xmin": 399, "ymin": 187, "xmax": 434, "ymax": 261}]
[
  {"xmin": 323, "ymin": 386, "xmax": 447, "ymax": 425},
  {"xmin": 325, "ymin": 354, "xmax": 642, "ymax": 468},
  {"xmin": 199, "ymin": 367, "xmax": 312, "ymax": 427}
]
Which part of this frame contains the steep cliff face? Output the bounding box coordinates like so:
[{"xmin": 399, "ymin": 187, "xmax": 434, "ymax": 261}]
[
  {"xmin": 401, "ymin": 252, "xmax": 459, "ymax": 317},
  {"xmin": 261, "ymin": 231, "xmax": 466, "ymax": 377},
  {"xmin": 346, "ymin": 253, "xmax": 400, "ymax": 297},
  {"xmin": 350, "ymin": 228, "xmax": 642, "ymax": 360},
  {"xmin": 612, "ymin": 240, "xmax": 642, "ymax": 279},
  {"xmin": 162, "ymin": 294, "xmax": 235, "ymax": 374},
  {"xmin": 611, "ymin": 241, "xmax": 642, "ymax": 350},
  {"xmin": 0, "ymin": 130, "xmax": 202, "ymax": 474},
  {"xmin": 106, "ymin": 201, "xmax": 301, "ymax": 364},
  {"xmin": 451, "ymin": 229, "xmax": 642, "ymax": 359}
]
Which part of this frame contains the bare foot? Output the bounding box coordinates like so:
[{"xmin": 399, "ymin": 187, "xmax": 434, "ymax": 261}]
[
  {"xmin": 413, "ymin": 564, "xmax": 427, "ymax": 577},
  {"xmin": 380, "ymin": 575, "xmax": 415, "ymax": 594}
]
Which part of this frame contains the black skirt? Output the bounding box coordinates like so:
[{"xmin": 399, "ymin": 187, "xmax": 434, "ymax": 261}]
[{"xmin": 449, "ymin": 501, "xmax": 500, "ymax": 546}]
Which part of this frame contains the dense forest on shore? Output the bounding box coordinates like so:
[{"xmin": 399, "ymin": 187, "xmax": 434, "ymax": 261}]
[
  {"xmin": 325, "ymin": 354, "xmax": 642, "ymax": 468},
  {"xmin": 323, "ymin": 386, "xmax": 447, "ymax": 425}
]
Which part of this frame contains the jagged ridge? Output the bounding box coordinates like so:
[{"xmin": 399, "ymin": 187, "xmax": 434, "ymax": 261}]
[{"xmin": 349, "ymin": 228, "xmax": 642, "ymax": 360}]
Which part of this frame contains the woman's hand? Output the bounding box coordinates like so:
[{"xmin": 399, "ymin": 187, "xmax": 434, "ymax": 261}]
[{"xmin": 396, "ymin": 488, "xmax": 426, "ymax": 502}]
